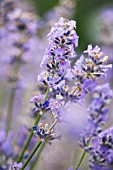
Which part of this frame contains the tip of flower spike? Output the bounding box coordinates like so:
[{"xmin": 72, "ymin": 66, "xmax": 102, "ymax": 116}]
[
  {"xmin": 41, "ymin": 17, "xmax": 79, "ymax": 66},
  {"xmin": 84, "ymin": 45, "xmax": 100, "ymax": 55}
]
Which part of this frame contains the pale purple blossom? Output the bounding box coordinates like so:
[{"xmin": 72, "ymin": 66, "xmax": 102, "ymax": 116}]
[
  {"xmin": 33, "ymin": 123, "xmax": 62, "ymax": 145},
  {"xmin": 84, "ymin": 44, "xmax": 101, "ymax": 56},
  {"xmin": 10, "ymin": 162, "xmax": 22, "ymax": 170}
]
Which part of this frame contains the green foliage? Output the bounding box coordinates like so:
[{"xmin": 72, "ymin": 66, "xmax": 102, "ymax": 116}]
[
  {"xmin": 75, "ymin": 0, "xmax": 113, "ymax": 50},
  {"xmin": 32, "ymin": 0, "xmax": 59, "ymax": 17}
]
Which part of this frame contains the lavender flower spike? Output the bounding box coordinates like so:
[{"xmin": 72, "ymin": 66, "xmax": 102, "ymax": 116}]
[
  {"xmin": 89, "ymin": 83, "xmax": 113, "ymax": 128},
  {"xmin": 41, "ymin": 17, "xmax": 79, "ymax": 67},
  {"xmin": 89, "ymin": 127, "xmax": 113, "ymax": 170},
  {"xmin": 84, "ymin": 44, "xmax": 112, "ymax": 78},
  {"xmin": 80, "ymin": 83, "xmax": 113, "ymax": 148}
]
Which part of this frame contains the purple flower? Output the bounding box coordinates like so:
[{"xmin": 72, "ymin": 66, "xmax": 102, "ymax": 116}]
[
  {"xmin": 10, "ymin": 162, "xmax": 22, "ymax": 170},
  {"xmin": 84, "ymin": 45, "xmax": 112, "ymax": 77},
  {"xmin": 47, "ymin": 17, "xmax": 78, "ymax": 48},
  {"xmin": 28, "ymin": 17, "xmax": 113, "ymax": 170},
  {"xmin": 49, "ymin": 99, "xmax": 67, "ymax": 121},
  {"xmin": 40, "ymin": 17, "xmax": 78, "ymax": 67},
  {"xmin": 37, "ymin": 18, "xmax": 112, "ymax": 110},
  {"xmin": 30, "ymin": 94, "xmax": 50, "ymax": 116},
  {"xmin": 30, "ymin": 94, "xmax": 44, "ymax": 104},
  {"xmin": 33, "ymin": 123, "xmax": 61, "ymax": 145},
  {"xmin": 72, "ymin": 46, "xmax": 112, "ymax": 95},
  {"xmin": 37, "ymin": 70, "xmax": 48, "ymax": 85},
  {"xmin": 88, "ymin": 127, "xmax": 113, "ymax": 169},
  {"xmin": 84, "ymin": 44, "xmax": 101, "ymax": 56},
  {"xmin": 80, "ymin": 84, "xmax": 113, "ymax": 148},
  {"xmin": 89, "ymin": 84, "xmax": 113, "ymax": 125}
]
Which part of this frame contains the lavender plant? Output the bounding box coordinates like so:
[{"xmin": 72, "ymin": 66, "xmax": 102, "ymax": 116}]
[{"xmin": 0, "ymin": 9, "xmax": 113, "ymax": 170}]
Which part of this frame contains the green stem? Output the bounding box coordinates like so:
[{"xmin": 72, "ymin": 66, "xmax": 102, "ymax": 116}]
[
  {"xmin": 30, "ymin": 142, "xmax": 46, "ymax": 170},
  {"xmin": 17, "ymin": 88, "xmax": 49, "ymax": 163},
  {"xmin": 74, "ymin": 150, "xmax": 86, "ymax": 170},
  {"xmin": 30, "ymin": 117, "xmax": 57, "ymax": 170},
  {"xmin": 21, "ymin": 141, "xmax": 42, "ymax": 170},
  {"xmin": 6, "ymin": 59, "xmax": 22, "ymax": 135},
  {"xmin": 74, "ymin": 138, "xmax": 91, "ymax": 170},
  {"xmin": 21, "ymin": 119, "xmax": 58, "ymax": 170},
  {"xmin": 16, "ymin": 114, "xmax": 41, "ymax": 163},
  {"xmin": 44, "ymin": 88, "xmax": 49, "ymax": 102},
  {"xmin": 48, "ymin": 119, "xmax": 57, "ymax": 131}
]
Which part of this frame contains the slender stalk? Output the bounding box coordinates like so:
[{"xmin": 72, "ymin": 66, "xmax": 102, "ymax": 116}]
[
  {"xmin": 21, "ymin": 141, "xmax": 42, "ymax": 170},
  {"xmin": 48, "ymin": 119, "xmax": 57, "ymax": 131},
  {"xmin": 44, "ymin": 88, "xmax": 49, "ymax": 102},
  {"xmin": 30, "ymin": 114, "xmax": 58, "ymax": 169},
  {"xmin": 30, "ymin": 103, "xmax": 64, "ymax": 169},
  {"xmin": 74, "ymin": 150, "xmax": 86, "ymax": 170},
  {"xmin": 21, "ymin": 119, "xmax": 58, "ymax": 169},
  {"xmin": 6, "ymin": 60, "xmax": 22, "ymax": 135},
  {"xmin": 74, "ymin": 139, "xmax": 91, "ymax": 170},
  {"xmin": 30, "ymin": 142, "xmax": 46, "ymax": 170},
  {"xmin": 17, "ymin": 88, "xmax": 49, "ymax": 163},
  {"xmin": 6, "ymin": 88, "xmax": 15, "ymax": 134},
  {"xmin": 16, "ymin": 114, "xmax": 41, "ymax": 163},
  {"xmin": 31, "ymin": 102, "xmax": 63, "ymax": 169}
]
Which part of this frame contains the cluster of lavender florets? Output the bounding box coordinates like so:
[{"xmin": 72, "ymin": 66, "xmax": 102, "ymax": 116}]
[{"xmin": 31, "ymin": 17, "xmax": 113, "ymax": 170}]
